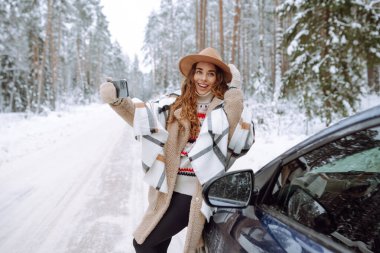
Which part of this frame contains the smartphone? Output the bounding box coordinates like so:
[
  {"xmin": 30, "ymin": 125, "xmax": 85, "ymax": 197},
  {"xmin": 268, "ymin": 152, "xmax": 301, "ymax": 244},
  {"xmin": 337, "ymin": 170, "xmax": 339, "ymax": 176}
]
[{"xmin": 112, "ymin": 79, "xmax": 129, "ymax": 98}]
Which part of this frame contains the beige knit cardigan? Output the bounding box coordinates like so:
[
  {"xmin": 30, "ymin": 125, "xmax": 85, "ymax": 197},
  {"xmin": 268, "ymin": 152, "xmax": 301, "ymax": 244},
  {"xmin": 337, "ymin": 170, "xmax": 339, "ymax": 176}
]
[{"xmin": 109, "ymin": 88, "xmax": 244, "ymax": 253}]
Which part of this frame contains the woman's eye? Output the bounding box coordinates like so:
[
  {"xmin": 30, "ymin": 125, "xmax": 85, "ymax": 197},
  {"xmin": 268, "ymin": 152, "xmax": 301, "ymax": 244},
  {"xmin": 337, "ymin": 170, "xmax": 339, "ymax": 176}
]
[
  {"xmin": 196, "ymin": 70, "xmax": 202, "ymax": 75},
  {"xmin": 207, "ymin": 73, "xmax": 215, "ymax": 77}
]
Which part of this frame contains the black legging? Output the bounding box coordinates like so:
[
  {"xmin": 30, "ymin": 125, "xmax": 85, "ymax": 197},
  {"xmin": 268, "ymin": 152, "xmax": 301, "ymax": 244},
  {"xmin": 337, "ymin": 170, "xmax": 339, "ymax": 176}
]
[{"xmin": 133, "ymin": 192, "xmax": 192, "ymax": 253}]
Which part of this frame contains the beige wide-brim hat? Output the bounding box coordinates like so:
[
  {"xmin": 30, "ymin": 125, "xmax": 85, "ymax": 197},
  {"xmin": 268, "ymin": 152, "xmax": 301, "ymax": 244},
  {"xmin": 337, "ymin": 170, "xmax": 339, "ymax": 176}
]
[{"xmin": 179, "ymin": 47, "xmax": 232, "ymax": 83}]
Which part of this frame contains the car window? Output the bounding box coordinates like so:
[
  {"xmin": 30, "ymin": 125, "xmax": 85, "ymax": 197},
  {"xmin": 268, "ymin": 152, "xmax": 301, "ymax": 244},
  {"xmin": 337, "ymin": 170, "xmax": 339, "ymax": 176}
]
[
  {"xmin": 312, "ymin": 146, "xmax": 379, "ymax": 173},
  {"xmin": 271, "ymin": 126, "xmax": 380, "ymax": 253}
]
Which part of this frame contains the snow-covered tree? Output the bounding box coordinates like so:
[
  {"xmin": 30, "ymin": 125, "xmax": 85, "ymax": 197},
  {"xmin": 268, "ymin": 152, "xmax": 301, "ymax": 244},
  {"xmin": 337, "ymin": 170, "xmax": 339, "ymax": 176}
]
[
  {"xmin": 0, "ymin": 1, "xmax": 37, "ymax": 112},
  {"xmin": 0, "ymin": 0, "xmax": 129, "ymax": 113},
  {"xmin": 280, "ymin": 0, "xmax": 380, "ymax": 125},
  {"xmin": 143, "ymin": 0, "xmax": 195, "ymax": 90}
]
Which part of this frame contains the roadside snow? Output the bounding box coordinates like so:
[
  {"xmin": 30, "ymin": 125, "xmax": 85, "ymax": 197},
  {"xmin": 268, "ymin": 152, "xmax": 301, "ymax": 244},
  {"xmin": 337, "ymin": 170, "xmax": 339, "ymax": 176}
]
[{"xmin": 0, "ymin": 104, "xmax": 145, "ymax": 253}]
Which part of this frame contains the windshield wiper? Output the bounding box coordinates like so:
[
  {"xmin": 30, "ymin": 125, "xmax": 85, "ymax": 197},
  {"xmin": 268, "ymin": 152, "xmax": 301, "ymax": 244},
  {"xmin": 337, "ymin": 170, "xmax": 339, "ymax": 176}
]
[{"xmin": 331, "ymin": 232, "xmax": 373, "ymax": 253}]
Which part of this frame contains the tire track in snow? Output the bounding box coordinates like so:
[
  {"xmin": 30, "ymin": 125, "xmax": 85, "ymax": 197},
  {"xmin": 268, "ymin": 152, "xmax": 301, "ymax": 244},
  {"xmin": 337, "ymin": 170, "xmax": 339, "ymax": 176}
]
[{"xmin": 63, "ymin": 126, "xmax": 148, "ymax": 253}]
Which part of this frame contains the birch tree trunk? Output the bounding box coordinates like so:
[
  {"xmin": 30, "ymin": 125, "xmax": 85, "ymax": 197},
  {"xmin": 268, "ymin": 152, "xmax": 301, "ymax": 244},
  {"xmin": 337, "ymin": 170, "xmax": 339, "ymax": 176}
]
[
  {"xmin": 37, "ymin": 0, "xmax": 53, "ymax": 113},
  {"xmin": 368, "ymin": 65, "xmax": 380, "ymax": 93},
  {"xmin": 200, "ymin": 0, "xmax": 207, "ymax": 49},
  {"xmin": 196, "ymin": 0, "xmax": 207, "ymax": 50},
  {"xmin": 76, "ymin": 36, "xmax": 84, "ymax": 100},
  {"xmin": 219, "ymin": 0, "xmax": 224, "ymax": 59},
  {"xmin": 49, "ymin": 2, "xmax": 57, "ymax": 110},
  {"xmin": 56, "ymin": 10, "xmax": 63, "ymax": 106},
  {"xmin": 273, "ymin": 0, "xmax": 283, "ymax": 104},
  {"xmin": 281, "ymin": 13, "xmax": 291, "ymax": 76},
  {"xmin": 231, "ymin": 0, "xmax": 241, "ymax": 64},
  {"xmin": 29, "ymin": 31, "xmax": 40, "ymax": 112},
  {"xmin": 258, "ymin": 0, "xmax": 265, "ymax": 68},
  {"xmin": 210, "ymin": 17, "xmax": 214, "ymax": 47},
  {"xmin": 241, "ymin": 2, "xmax": 249, "ymax": 91},
  {"xmin": 196, "ymin": 0, "xmax": 199, "ymax": 49}
]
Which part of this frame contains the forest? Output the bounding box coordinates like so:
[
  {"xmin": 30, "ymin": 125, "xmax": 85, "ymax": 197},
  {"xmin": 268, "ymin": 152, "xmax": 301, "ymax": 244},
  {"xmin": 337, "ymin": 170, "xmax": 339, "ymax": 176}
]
[{"xmin": 0, "ymin": 0, "xmax": 379, "ymax": 126}]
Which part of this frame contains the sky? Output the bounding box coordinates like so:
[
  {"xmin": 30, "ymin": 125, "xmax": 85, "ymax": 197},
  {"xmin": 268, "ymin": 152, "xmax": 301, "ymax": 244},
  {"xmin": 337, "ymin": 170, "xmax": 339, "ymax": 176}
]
[{"xmin": 100, "ymin": 0, "xmax": 161, "ymax": 72}]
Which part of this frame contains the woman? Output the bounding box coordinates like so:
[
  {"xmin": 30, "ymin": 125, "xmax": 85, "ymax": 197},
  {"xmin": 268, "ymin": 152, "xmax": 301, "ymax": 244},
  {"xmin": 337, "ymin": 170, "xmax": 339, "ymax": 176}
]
[{"xmin": 99, "ymin": 47, "xmax": 252, "ymax": 253}]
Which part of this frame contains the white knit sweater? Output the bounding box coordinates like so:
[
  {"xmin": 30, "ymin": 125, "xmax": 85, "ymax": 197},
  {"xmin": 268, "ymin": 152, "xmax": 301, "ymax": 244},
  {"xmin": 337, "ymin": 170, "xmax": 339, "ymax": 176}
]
[{"xmin": 174, "ymin": 92, "xmax": 213, "ymax": 196}]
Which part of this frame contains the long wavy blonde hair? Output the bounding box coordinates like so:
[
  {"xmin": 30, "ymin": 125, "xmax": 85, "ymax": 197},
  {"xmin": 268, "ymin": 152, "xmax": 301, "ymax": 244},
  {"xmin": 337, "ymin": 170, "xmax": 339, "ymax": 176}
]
[{"xmin": 168, "ymin": 63, "xmax": 229, "ymax": 138}]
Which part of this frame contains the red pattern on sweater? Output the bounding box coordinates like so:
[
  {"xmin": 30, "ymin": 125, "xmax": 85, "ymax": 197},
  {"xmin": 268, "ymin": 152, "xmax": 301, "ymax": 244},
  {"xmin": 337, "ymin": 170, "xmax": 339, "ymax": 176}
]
[
  {"xmin": 178, "ymin": 109, "xmax": 207, "ymax": 177},
  {"xmin": 179, "ymin": 168, "xmax": 194, "ymax": 173},
  {"xmin": 197, "ymin": 112, "xmax": 206, "ymax": 119}
]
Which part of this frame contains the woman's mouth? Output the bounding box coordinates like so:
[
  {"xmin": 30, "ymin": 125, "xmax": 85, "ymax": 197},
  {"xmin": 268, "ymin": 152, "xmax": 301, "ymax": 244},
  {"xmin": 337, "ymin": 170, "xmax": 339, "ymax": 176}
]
[{"xmin": 197, "ymin": 83, "xmax": 208, "ymax": 89}]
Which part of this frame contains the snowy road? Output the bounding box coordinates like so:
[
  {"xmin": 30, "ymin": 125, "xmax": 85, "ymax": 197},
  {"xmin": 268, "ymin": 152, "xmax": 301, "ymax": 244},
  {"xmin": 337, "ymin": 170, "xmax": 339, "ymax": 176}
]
[{"xmin": 0, "ymin": 105, "xmax": 183, "ymax": 253}]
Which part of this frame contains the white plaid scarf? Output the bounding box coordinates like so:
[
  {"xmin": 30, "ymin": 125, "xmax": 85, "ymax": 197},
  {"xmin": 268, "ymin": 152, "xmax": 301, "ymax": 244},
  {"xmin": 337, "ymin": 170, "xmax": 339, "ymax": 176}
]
[
  {"xmin": 189, "ymin": 104, "xmax": 255, "ymax": 184},
  {"xmin": 132, "ymin": 95, "xmax": 176, "ymax": 193},
  {"xmin": 133, "ymin": 94, "xmax": 255, "ymax": 219}
]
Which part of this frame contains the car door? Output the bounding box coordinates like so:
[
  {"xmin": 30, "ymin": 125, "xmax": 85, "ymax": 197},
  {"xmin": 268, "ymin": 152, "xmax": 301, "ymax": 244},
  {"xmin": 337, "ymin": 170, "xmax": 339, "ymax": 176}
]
[
  {"xmin": 203, "ymin": 124, "xmax": 380, "ymax": 253},
  {"xmin": 203, "ymin": 177, "xmax": 286, "ymax": 253},
  {"xmin": 260, "ymin": 125, "xmax": 380, "ymax": 253},
  {"xmin": 203, "ymin": 173, "xmax": 340, "ymax": 253}
]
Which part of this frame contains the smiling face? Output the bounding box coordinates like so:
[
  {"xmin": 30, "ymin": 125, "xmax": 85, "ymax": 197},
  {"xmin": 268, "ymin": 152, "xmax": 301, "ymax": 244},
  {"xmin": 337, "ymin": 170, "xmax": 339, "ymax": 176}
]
[{"xmin": 193, "ymin": 62, "xmax": 217, "ymax": 95}]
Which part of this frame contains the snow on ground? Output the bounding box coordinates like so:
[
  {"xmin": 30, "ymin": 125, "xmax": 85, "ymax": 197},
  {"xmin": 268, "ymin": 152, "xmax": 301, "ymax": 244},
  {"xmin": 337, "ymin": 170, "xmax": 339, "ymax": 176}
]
[
  {"xmin": 0, "ymin": 104, "xmax": 147, "ymax": 253},
  {"xmin": 0, "ymin": 99, "xmax": 378, "ymax": 253}
]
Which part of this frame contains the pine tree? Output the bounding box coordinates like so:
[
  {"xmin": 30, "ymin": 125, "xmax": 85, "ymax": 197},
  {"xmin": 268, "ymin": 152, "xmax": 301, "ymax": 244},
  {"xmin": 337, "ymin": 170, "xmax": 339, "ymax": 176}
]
[{"xmin": 280, "ymin": 0, "xmax": 380, "ymax": 125}]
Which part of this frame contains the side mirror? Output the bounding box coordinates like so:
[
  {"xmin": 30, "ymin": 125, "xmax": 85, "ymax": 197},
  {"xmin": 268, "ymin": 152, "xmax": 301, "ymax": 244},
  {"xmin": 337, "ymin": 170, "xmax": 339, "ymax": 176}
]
[
  {"xmin": 202, "ymin": 170, "xmax": 254, "ymax": 208},
  {"xmin": 288, "ymin": 187, "xmax": 337, "ymax": 234}
]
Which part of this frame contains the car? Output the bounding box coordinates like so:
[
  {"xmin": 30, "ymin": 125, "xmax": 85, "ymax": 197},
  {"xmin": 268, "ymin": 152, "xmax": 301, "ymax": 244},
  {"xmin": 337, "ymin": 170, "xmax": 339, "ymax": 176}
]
[{"xmin": 202, "ymin": 104, "xmax": 380, "ymax": 253}]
